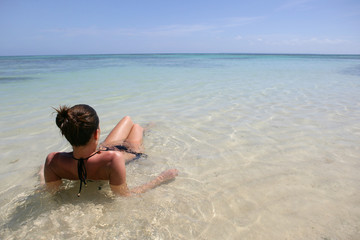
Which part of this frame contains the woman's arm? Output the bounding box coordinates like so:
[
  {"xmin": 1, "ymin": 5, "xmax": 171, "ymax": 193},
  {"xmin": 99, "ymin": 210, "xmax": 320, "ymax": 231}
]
[
  {"xmin": 129, "ymin": 169, "xmax": 179, "ymax": 194},
  {"xmin": 44, "ymin": 152, "xmax": 62, "ymax": 192},
  {"xmin": 109, "ymin": 152, "xmax": 178, "ymax": 196},
  {"xmin": 110, "ymin": 169, "xmax": 178, "ymax": 196}
]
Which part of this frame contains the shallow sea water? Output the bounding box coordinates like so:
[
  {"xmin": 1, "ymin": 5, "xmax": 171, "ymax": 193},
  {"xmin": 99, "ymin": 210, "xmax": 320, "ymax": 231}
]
[{"xmin": 0, "ymin": 54, "xmax": 359, "ymax": 239}]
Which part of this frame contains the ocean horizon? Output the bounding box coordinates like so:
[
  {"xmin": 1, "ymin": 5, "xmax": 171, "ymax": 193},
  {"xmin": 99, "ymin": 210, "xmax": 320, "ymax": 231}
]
[
  {"xmin": 1, "ymin": 53, "xmax": 359, "ymax": 239},
  {"xmin": 2, "ymin": 52, "xmax": 360, "ymax": 57}
]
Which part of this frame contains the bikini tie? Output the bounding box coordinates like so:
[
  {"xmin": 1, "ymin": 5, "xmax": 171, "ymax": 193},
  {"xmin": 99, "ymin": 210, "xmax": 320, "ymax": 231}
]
[{"xmin": 73, "ymin": 151, "xmax": 99, "ymax": 197}]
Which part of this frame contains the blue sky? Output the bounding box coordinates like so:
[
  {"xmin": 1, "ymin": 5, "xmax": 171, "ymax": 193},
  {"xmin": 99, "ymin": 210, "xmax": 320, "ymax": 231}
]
[{"xmin": 1, "ymin": 0, "xmax": 359, "ymax": 55}]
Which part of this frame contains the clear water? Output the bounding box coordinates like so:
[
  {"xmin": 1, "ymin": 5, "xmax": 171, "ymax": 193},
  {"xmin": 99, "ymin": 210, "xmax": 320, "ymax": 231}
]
[{"xmin": 0, "ymin": 54, "xmax": 360, "ymax": 239}]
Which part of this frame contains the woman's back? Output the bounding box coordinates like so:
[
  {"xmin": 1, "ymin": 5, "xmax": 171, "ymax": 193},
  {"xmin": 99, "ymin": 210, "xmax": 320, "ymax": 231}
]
[{"xmin": 46, "ymin": 150, "xmax": 124, "ymax": 181}]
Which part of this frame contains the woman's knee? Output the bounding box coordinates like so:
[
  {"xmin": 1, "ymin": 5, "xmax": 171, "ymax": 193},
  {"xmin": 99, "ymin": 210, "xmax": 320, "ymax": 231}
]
[{"xmin": 120, "ymin": 116, "xmax": 133, "ymax": 125}]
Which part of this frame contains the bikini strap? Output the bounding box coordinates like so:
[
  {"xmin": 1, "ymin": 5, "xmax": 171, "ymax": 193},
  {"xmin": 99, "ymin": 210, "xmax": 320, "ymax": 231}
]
[
  {"xmin": 72, "ymin": 151, "xmax": 100, "ymax": 161},
  {"xmin": 73, "ymin": 151, "xmax": 100, "ymax": 197}
]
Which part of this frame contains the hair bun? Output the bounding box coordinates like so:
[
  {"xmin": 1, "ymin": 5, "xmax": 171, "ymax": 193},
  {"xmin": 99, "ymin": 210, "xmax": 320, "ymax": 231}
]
[{"xmin": 55, "ymin": 105, "xmax": 70, "ymax": 129}]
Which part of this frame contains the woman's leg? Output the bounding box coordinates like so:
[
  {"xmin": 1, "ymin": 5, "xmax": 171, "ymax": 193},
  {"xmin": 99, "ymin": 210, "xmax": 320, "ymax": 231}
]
[
  {"xmin": 104, "ymin": 116, "xmax": 144, "ymax": 152},
  {"xmin": 104, "ymin": 116, "xmax": 135, "ymax": 144},
  {"xmin": 124, "ymin": 124, "xmax": 144, "ymax": 153}
]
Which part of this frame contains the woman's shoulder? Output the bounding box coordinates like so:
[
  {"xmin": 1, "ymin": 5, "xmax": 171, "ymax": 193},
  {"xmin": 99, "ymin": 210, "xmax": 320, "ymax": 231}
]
[
  {"xmin": 45, "ymin": 152, "xmax": 72, "ymax": 164},
  {"xmin": 96, "ymin": 150, "xmax": 124, "ymax": 161}
]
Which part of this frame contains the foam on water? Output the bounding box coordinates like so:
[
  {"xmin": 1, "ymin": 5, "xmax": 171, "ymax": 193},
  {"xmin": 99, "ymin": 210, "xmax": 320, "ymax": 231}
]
[{"xmin": 0, "ymin": 54, "xmax": 359, "ymax": 239}]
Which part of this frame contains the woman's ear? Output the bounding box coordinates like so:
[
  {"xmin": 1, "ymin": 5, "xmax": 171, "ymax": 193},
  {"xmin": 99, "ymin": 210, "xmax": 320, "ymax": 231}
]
[{"xmin": 94, "ymin": 128, "xmax": 100, "ymax": 140}]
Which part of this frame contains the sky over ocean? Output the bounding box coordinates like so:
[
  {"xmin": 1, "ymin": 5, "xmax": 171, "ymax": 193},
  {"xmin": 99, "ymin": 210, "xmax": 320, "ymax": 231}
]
[{"xmin": 0, "ymin": 0, "xmax": 360, "ymax": 55}]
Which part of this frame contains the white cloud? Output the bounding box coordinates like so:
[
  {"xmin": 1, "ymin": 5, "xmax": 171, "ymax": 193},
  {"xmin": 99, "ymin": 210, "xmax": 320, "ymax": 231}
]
[
  {"xmin": 140, "ymin": 16, "xmax": 263, "ymax": 36},
  {"xmin": 233, "ymin": 34, "xmax": 351, "ymax": 47},
  {"xmin": 42, "ymin": 15, "xmax": 263, "ymax": 39},
  {"xmin": 277, "ymin": 0, "xmax": 315, "ymax": 11},
  {"xmin": 42, "ymin": 27, "xmax": 137, "ymax": 38},
  {"xmin": 141, "ymin": 24, "xmax": 215, "ymax": 36},
  {"xmin": 223, "ymin": 16, "xmax": 264, "ymax": 27},
  {"xmin": 43, "ymin": 27, "xmax": 100, "ymax": 36},
  {"xmin": 282, "ymin": 37, "xmax": 350, "ymax": 45}
]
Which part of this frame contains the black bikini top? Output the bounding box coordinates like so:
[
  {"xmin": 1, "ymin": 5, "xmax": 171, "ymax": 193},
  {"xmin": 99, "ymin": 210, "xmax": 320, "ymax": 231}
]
[{"xmin": 73, "ymin": 151, "xmax": 100, "ymax": 197}]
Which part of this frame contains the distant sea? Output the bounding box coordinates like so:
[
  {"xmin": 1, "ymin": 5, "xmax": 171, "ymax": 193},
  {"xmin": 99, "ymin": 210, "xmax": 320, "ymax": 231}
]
[{"xmin": 1, "ymin": 54, "xmax": 360, "ymax": 239}]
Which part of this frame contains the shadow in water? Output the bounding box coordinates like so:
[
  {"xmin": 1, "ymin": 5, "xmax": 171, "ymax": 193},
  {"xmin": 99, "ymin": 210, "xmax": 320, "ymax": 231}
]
[{"xmin": 1, "ymin": 181, "xmax": 115, "ymax": 232}]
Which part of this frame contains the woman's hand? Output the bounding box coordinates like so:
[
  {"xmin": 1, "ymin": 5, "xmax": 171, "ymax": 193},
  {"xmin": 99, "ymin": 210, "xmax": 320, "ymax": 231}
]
[
  {"xmin": 115, "ymin": 168, "xmax": 179, "ymax": 196},
  {"xmin": 158, "ymin": 169, "xmax": 179, "ymax": 182}
]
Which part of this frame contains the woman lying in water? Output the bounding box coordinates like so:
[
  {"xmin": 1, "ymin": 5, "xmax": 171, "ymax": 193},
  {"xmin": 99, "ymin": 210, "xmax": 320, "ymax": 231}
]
[{"xmin": 42, "ymin": 104, "xmax": 178, "ymax": 197}]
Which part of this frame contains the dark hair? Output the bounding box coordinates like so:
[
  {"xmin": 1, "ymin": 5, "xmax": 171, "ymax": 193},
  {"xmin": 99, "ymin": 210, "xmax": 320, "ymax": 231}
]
[{"xmin": 55, "ymin": 104, "xmax": 99, "ymax": 146}]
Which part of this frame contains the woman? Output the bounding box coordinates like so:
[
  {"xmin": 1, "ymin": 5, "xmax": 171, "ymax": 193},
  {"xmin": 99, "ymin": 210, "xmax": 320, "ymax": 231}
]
[{"xmin": 43, "ymin": 104, "xmax": 178, "ymax": 196}]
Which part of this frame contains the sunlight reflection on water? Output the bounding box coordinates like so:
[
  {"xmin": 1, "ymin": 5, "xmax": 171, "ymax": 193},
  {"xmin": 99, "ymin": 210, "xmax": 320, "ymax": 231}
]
[{"xmin": 0, "ymin": 54, "xmax": 359, "ymax": 239}]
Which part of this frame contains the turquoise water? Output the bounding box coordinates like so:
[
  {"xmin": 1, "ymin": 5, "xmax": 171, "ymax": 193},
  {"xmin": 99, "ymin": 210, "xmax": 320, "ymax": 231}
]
[{"xmin": 0, "ymin": 54, "xmax": 360, "ymax": 239}]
